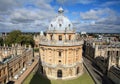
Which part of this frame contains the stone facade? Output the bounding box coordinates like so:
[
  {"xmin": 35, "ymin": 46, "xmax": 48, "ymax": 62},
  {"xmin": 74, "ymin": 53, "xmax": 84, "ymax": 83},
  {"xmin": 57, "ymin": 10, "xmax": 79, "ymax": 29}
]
[
  {"xmin": 0, "ymin": 45, "xmax": 33, "ymax": 84},
  {"xmin": 39, "ymin": 7, "xmax": 83, "ymax": 80},
  {"xmin": 84, "ymin": 38, "xmax": 120, "ymax": 84}
]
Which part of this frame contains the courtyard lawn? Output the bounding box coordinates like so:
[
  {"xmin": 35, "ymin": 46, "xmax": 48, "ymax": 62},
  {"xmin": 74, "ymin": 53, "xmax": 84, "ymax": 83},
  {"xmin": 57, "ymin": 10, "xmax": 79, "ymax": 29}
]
[{"xmin": 23, "ymin": 71, "xmax": 94, "ymax": 84}]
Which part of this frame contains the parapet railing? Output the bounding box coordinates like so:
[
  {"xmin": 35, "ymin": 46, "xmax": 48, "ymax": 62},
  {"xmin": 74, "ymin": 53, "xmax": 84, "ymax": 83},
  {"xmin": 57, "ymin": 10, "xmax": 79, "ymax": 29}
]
[
  {"xmin": 41, "ymin": 61, "xmax": 82, "ymax": 68},
  {"xmin": 40, "ymin": 40, "xmax": 83, "ymax": 46}
]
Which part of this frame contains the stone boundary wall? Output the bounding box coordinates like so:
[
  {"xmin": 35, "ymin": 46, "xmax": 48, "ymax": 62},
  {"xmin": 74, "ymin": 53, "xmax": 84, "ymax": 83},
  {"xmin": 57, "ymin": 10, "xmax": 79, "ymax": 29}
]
[
  {"xmin": 21, "ymin": 59, "xmax": 39, "ymax": 84},
  {"xmin": 83, "ymin": 61, "xmax": 100, "ymax": 84},
  {"xmin": 107, "ymin": 71, "xmax": 120, "ymax": 84}
]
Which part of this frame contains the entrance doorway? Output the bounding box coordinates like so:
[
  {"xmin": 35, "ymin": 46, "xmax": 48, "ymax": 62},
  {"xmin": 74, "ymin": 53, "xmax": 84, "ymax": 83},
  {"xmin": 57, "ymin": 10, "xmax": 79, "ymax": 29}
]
[{"xmin": 57, "ymin": 70, "xmax": 62, "ymax": 78}]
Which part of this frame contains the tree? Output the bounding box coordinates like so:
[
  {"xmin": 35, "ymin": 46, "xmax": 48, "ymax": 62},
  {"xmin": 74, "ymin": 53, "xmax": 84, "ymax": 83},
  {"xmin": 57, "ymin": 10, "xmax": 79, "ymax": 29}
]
[
  {"xmin": 20, "ymin": 35, "xmax": 35, "ymax": 47},
  {"xmin": 5, "ymin": 30, "xmax": 34, "ymax": 47},
  {"xmin": 5, "ymin": 30, "xmax": 22, "ymax": 45}
]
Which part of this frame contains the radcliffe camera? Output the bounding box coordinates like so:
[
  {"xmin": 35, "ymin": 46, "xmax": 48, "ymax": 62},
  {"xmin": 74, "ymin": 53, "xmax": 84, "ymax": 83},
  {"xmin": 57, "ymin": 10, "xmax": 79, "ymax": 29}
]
[{"xmin": 0, "ymin": 0, "xmax": 120, "ymax": 84}]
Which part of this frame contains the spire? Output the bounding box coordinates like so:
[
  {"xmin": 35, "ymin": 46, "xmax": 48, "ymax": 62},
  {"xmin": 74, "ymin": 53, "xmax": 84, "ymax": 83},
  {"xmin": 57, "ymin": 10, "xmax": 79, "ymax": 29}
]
[{"xmin": 58, "ymin": 7, "xmax": 64, "ymax": 14}]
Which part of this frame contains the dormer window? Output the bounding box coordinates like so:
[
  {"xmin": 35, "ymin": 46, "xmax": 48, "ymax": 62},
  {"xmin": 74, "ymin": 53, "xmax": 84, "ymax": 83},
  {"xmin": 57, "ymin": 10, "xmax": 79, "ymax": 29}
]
[
  {"xmin": 68, "ymin": 24, "xmax": 70, "ymax": 27},
  {"xmin": 59, "ymin": 24, "xmax": 62, "ymax": 27},
  {"xmin": 51, "ymin": 24, "xmax": 53, "ymax": 27}
]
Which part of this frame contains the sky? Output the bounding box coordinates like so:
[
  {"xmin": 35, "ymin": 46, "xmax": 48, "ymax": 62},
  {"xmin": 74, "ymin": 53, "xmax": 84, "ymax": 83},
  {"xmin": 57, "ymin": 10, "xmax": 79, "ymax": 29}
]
[{"xmin": 0, "ymin": 0, "xmax": 120, "ymax": 33}]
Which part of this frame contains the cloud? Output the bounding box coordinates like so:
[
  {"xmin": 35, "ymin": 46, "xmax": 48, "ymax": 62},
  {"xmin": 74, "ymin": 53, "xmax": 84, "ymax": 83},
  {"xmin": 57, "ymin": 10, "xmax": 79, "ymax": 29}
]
[
  {"xmin": 75, "ymin": 23, "xmax": 120, "ymax": 33},
  {"xmin": 34, "ymin": 0, "xmax": 53, "ymax": 10},
  {"xmin": 80, "ymin": 8, "xmax": 115, "ymax": 20},
  {"xmin": 0, "ymin": 0, "xmax": 120, "ymax": 33},
  {"xmin": 100, "ymin": 1, "xmax": 120, "ymax": 7},
  {"xmin": 56, "ymin": 0, "xmax": 95, "ymax": 5},
  {"xmin": 77, "ymin": 8, "xmax": 120, "ymax": 33},
  {"xmin": 0, "ymin": 0, "xmax": 57, "ymax": 32},
  {"xmin": 10, "ymin": 8, "xmax": 55, "ymax": 24},
  {"xmin": 0, "ymin": 0, "xmax": 18, "ymax": 12},
  {"xmin": 96, "ymin": 15, "xmax": 120, "ymax": 25}
]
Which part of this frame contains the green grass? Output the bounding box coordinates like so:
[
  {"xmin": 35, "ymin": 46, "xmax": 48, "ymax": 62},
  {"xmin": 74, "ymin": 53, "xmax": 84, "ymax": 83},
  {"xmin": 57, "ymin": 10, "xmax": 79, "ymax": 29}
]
[{"xmin": 23, "ymin": 71, "xmax": 94, "ymax": 84}]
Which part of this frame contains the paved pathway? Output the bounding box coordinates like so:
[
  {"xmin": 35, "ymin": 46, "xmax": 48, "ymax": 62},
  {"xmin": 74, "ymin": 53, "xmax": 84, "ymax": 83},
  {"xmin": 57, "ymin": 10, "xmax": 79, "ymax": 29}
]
[{"xmin": 14, "ymin": 57, "xmax": 39, "ymax": 84}]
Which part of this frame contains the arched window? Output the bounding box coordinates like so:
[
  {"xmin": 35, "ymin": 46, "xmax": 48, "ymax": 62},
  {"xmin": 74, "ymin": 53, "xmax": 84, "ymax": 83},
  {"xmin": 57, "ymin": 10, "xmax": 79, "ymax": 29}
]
[
  {"xmin": 76, "ymin": 67, "xmax": 79, "ymax": 74},
  {"xmin": 59, "ymin": 35, "xmax": 62, "ymax": 41},
  {"xmin": 57, "ymin": 70, "xmax": 62, "ymax": 78},
  {"xmin": 69, "ymin": 35, "xmax": 71, "ymax": 40},
  {"xmin": 59, "ymin": 51, "xmax": 61, "ymax": 57},
  {"xmin": 50, "ymin": 34, "xmax": 52, "ymax": 40},
  {"xmin": 59, "ymin": 24, "xmax": 62, "ymax": 27},
  {"xmin": 68, "ymin": 24, "xmax": 71, "ymax": 27}
]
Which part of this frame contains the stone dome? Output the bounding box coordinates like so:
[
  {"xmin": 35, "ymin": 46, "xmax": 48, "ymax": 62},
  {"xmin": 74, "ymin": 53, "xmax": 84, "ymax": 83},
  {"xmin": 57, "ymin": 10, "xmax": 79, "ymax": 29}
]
[{"xmin": 48, "ymin": 7, "xmax": 73, "ymax": 31}]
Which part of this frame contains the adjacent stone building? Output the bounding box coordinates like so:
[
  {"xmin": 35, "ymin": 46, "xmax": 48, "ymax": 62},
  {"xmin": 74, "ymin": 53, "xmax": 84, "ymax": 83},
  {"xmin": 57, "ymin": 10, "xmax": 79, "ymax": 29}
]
[
  {"xmin": 84, "ymin": 38, "xmax": 120, "ymax": 84},
  {"xmin": 39, "ymin": 7, "xmax": 83, "ymax": 80},
  {"xmin": 0, "ymin": 44, "xmax": 33, "ymax": 84}
]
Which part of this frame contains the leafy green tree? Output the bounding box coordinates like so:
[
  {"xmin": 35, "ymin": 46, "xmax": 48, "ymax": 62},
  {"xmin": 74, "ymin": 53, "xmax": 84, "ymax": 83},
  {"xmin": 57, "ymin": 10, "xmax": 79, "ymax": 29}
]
[
  {"xmin": 5, "ymin": 30, "xmax": 34, "ymax": 47},
  {"xmin": 5, "ymin": 30, "xmax": 22, "ymax": 45},
  {"xmin": 20, "ymin": 35, "xmax": 35, "ymax": 47}
]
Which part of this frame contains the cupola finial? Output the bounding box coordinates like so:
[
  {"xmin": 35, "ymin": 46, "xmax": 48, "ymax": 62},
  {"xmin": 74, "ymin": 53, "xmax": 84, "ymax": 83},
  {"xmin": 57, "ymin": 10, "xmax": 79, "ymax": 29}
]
[{"xmin": 58, "ymin": 7, "xmax": 64, "ymax": 14}]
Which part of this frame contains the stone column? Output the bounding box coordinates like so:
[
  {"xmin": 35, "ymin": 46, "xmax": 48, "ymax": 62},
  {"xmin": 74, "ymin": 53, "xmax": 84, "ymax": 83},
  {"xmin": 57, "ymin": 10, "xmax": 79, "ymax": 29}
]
[
  {"xmin": 72, "ymin": 49, "xmax": 74, "ymax": 64},
  {"xmin": 75, "ymin": 49, "xmax": 76, "ymax": 62},
  {"xmin": 54, "ymin": 49, "xmax": 57, "ymax": 65},
  {"xmin": 73, "ymin": 49, "xmax": 76, "ymax": 63},
  {"xmin": 66, "ymin": 49, "xmax": 68, "ymax": 65},
  {"xmin": 63, "ymin": 49, "xmax": 65, "ymax": 65},
  {"xmin": 45, "ymin": 48, "xmax": 47, "ymax": 63},
  {"xmin": 64, "ymin": 49, "xmax": 66, "ymax": 64}
]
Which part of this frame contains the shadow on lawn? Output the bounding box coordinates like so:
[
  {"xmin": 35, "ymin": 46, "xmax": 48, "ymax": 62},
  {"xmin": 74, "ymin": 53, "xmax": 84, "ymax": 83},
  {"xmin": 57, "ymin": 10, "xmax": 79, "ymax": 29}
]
[
  {"xmin": 30, "ymin": 71, "xmax": 51, "ymax": 84},
  {"xmin": 29, "ymin": 59, "xmax": 51, "ymax": 84},
  {"xmin": 30, "ymin": 53, "xmax": 51, "ymax": 84}
]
